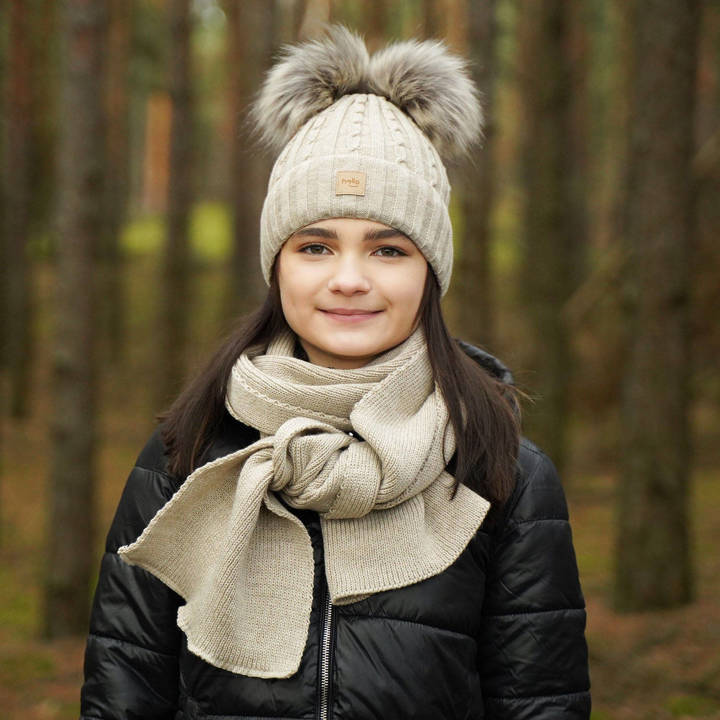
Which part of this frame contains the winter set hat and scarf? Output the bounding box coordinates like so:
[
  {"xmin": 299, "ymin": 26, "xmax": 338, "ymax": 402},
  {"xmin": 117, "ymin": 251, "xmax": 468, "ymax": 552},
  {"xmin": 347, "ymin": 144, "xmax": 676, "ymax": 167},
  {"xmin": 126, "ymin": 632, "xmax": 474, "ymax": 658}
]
[{"xmin": 119, "ymin": 26, "xmax": 488, "ymax": 678}]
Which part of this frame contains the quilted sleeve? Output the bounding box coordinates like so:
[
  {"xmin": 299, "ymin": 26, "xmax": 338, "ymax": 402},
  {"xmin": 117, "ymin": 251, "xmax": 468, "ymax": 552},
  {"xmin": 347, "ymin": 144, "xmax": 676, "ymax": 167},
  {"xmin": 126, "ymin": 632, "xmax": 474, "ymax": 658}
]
[
  {"xmin": 80, "ymin": 429, "xmax": 183, "ymax": 720},
  {"xmin": 477, "ymin": 441, "xmax": 591, "ymax": 719}
]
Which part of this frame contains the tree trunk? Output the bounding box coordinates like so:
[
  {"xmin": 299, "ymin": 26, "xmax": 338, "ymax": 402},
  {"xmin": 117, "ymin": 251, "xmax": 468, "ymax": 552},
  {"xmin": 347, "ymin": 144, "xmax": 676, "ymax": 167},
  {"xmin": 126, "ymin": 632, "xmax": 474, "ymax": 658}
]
[
  {"xmin": 614, "ymin": 0, "xmax": 699, "ymax": 611},
  {"xmin": 421, "ymin": 0, "xmax": 442, "ymax": 38},
  {"xmin": 443, "ymin": 0, "xmax": 468, "ymax": 53},
  {"xmin": 565, "ymin": 1, "xmax": 589, "ymax": 293},
  {"xmin": 274, "ymin": 0, "xmax": 306, "ymax": 44},
  {"xmin": 456, "ymin": 0, "xmax": 498, "ymax": 349},
  {"xmin": 28, "ymin": 0, "xmax": 60, "ymax": 252},
  {"xmin": 0, "ymin": 0, "xmax": 10, "ymax": 543},
  {"xmin": 363, "ymin": 0, "xmax": 386, "ymax": 50},
  {"xmin": 141, "ymin": 91, "xmax": 172, "ymax": 213},
  {"xmin": 607, "ymin": 0, "xmax": 633, "ymax": 252},
  {"xmin": 691, "ymin": 0, "xmax": 720, "ymax": 407},
  {"xmin": 297, "ymin": 0, "xmax": 331, "ymax": 39},
  {"xmin": 158, "ymin": 0, "xmax": 194, "ymax": 408},
  {"xmin": 222, "ymin": 0, "xmax": 275, "ymax": 323},
  {"xmin": 44, "ymin": 0, "xmax": 107, "ymax": 637},
  {"xmin": 100, "ymin": 0, "xmax": 133, "ymax": 363},
  {"xmin": 517, "ymin": 0, "xmax": 578, "ymax": 475},
  {"xmin": 2, "ymin": 0, "xmax": 34, "ymax": 418}
]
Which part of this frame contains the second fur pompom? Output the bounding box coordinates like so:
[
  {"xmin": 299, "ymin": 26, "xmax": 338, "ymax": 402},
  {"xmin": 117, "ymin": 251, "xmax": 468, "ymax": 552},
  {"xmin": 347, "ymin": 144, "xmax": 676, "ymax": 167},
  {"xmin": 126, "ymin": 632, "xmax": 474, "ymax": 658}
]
[{"xmin": 251, "ymin": 25, "xmax": 483, "ymax": 161}]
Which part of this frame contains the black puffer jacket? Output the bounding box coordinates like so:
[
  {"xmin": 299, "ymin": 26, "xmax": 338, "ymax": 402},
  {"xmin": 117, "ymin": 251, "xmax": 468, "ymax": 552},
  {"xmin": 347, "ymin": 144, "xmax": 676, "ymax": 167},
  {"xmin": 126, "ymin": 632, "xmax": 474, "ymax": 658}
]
[{"xmin": 80, "ymin": 348, "xmax": 591, "ymax": 720}]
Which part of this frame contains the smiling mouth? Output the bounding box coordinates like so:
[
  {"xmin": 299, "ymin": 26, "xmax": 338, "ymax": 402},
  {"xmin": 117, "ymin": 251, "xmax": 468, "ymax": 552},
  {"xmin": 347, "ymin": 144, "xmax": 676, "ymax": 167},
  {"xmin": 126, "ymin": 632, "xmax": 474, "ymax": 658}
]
[
  {"xmin": 319, "ymin": 309, "xmax": 383, "ymax": 320},
  {"xmin": 321, "ymin": 309, "xmax": 382, "ymax": 315}
]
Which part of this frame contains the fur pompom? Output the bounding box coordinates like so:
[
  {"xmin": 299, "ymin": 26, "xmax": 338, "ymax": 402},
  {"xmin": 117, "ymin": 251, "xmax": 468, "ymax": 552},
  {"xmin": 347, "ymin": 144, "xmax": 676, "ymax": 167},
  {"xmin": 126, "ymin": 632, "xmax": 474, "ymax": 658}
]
[
  {"xmin": 250, "ymin": 26, "xmax": 370, "ymax": 154},
  {"xmin": 367, "ymin": 39, "xmax": 483, "ymax": 160},
  {"xmin": 251, "ymin": 25, "xmax": 483, "ymax": 160}
]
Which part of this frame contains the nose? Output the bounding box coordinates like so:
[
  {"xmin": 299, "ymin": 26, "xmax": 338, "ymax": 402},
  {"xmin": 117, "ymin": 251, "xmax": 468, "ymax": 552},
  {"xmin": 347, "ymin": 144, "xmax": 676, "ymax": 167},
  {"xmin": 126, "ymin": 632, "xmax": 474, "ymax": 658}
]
[{"xmin": 326, "ymin": 257, "xmax": 371, "ymax": 295}]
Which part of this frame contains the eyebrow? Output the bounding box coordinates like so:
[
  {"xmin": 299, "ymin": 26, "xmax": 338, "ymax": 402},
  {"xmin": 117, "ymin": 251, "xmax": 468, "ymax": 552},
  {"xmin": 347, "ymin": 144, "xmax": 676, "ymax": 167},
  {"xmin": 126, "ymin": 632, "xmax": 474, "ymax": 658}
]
[{"xmin": 293, "ymin": 226, "xmax": 409, "ymax": 242}]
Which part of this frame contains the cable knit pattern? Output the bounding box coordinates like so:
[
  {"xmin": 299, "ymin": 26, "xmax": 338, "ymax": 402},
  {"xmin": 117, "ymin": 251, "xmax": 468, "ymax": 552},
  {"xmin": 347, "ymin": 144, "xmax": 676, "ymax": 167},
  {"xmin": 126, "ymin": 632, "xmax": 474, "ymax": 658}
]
[
  {"xmin": 259, "ymin": 93, "xmax": 454, "ymax": 294},
  {"xmin": 118, "ymin": 328, "xmax": 490, "ymax": 679}
]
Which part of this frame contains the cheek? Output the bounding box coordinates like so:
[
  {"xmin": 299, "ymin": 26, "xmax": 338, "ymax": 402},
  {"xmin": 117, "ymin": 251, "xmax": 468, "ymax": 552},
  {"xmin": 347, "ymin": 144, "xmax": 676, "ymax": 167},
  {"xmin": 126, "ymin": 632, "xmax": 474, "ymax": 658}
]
[
  {"xmin": 277, "ymin": 266, "xmax": 299, "ymax": 326},
  {"xmin": 387, "ymin": 263, "xmax": 426, "ymax": 315},
  {"xmin": 278, "ymin": 262, "xmax": 320, "ymax": 321}
]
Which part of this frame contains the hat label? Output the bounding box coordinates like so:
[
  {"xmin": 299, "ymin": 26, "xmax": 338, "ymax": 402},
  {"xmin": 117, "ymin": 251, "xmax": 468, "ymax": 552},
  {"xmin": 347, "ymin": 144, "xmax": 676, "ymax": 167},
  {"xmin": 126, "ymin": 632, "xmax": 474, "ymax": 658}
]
[{"xmin": 336, "ymin": 171, "xmax": 366, "ymax": 196}]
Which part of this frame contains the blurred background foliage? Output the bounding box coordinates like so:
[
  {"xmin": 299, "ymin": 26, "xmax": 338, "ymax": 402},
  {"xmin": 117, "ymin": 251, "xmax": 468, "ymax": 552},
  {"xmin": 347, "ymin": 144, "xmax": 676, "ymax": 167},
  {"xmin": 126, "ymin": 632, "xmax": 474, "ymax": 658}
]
[{"xmin": 0, "ymin": 0, "xmax": 719, "ymax": 718}]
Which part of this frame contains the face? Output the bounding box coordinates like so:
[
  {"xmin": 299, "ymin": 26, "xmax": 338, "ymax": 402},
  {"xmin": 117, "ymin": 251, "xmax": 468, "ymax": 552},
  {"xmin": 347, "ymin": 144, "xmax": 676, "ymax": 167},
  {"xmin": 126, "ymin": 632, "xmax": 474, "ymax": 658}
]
[{"xmin": 276, "ymin": 217, "xmax": 428, "ymax": 369}]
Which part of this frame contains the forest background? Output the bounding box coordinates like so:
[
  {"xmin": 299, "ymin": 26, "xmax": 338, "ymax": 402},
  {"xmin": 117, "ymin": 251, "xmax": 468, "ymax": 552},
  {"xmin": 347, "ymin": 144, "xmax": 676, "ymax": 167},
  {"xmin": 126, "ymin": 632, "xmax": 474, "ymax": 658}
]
[{"xmin": 0, "ymin": 0, "xmax": 719, "ymax": 718}]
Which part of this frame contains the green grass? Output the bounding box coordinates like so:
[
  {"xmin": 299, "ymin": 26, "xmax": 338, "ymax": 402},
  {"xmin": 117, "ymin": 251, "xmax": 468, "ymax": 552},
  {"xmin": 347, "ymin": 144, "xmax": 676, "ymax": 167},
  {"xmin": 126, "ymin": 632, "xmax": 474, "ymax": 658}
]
[
  {"xmin": 0, "ymin": 652, "xmax": 55, "ymax": 686},
  {"xmin": 0, "ymin": 562, "xmax": 37, "ymax": 639},
  {"xmin": 667, "ymin": 694, "xmax": 720, "ymax": 717}
]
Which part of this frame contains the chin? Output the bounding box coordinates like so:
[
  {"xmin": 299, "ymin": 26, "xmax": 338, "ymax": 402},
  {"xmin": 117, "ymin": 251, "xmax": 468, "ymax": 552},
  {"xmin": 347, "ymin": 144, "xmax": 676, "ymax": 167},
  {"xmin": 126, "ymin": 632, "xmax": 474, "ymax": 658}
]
[{"xmin": 324, "ymin": 344, "xmax": 383, "ymax": 359}]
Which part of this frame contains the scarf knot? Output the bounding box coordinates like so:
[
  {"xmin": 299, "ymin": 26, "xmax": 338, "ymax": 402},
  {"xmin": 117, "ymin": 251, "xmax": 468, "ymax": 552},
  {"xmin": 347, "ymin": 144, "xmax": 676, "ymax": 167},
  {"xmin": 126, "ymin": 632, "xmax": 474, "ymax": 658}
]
[{"xmin": 264, "ymin": 416, "xmax": 380, "ymax": 518}]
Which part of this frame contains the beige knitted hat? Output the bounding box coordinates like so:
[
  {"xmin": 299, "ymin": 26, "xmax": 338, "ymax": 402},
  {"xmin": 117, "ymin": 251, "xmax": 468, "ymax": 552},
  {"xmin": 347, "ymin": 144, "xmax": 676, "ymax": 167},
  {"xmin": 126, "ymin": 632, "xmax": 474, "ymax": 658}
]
[{"xmin": 251, "ymin": 26, "xmax": 484, "ymax": 296}]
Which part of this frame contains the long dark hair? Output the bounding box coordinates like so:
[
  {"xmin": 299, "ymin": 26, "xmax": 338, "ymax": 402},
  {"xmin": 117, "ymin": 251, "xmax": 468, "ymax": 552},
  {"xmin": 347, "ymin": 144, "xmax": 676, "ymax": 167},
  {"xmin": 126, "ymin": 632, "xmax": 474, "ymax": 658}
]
[{"xmin": 158, "ymin": 270, "xmax": 520, "ymax": 507}]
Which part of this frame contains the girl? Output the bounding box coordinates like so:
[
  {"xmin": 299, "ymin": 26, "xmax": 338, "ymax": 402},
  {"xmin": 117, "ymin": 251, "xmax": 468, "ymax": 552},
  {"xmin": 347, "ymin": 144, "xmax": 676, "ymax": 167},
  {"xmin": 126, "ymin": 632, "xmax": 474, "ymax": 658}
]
[{"xmin": 80, "ymin": 26, "xmax": 590, "ymax": 719}]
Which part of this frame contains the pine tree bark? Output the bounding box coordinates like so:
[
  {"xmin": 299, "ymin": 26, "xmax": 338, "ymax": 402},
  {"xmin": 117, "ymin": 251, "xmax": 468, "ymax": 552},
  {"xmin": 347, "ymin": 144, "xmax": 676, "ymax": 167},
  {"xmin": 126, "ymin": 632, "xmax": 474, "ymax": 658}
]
[
  {"xmin": 565, "ymin": 1, "xmax": 589, "ymax": 292},
  {"xmin": 141, "ymin": 91, "xmax": 172, "ymax": 213},
  {"xmin": 692, "ymin": 0, "xmax": 720, "ymax": 402},
  {"xmin": 223, "ymin": 0, "xmax": 275, "ymax": 321},
  {"xmin": 159, "ymin": 0, "xmax": 194, "ymax": 407},
  {"xmin": 100, "ymin": 0, "xmax": 133, "ymax": 363},
  {"xmin": 2, "ymin": 0, "xmax": 34, "ymax": 418},
  {"xmin": 363, "ymin": 0, "xmax": 386, "ymax": 50},
  {"xmin": 517, "ymin": 0, "xmax": 578, "ymax": 475},
  {"xmin": 297, "ymin": 0, "xmax": 330, "ymax": 39},
  {"xmin": 421, "ymin": 0, "xmax": 442, "ymax": 38},
  {"xmin": 28, "ymin": 0, "xmax": 60, "ymax": 253},
  {"xmin": 0, "ymin": 0, "xmax": 11, "ymax": 543},
  {"xmin": 45, "ymin": 0, "xmax": 107, "ymax": 637},
  {"xmin": 456, "ymin": 0, "xmax": 498, "ymax": 348},
  {"xmin": 614, "ymin": 0, "xmax": 699, "ymax": 611}
]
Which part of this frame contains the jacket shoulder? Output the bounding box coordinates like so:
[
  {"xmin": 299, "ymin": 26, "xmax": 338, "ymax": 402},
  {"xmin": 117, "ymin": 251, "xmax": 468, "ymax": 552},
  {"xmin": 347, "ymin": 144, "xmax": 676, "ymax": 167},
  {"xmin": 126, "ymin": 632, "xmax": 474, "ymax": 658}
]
[
  {"xmin": 133, "ymin": 425, "xmax": 172, "ymax": 474},
  {"xmin": 484, "ymin": 436, "xmax": 586, "ymax": 616},
  {"xmin": 502, "ymin": 437, "xmax": 569, "ymax": 525},
  {"xmin": 105, "ymin": 426, "xmax": 181, "ymax": 552}
]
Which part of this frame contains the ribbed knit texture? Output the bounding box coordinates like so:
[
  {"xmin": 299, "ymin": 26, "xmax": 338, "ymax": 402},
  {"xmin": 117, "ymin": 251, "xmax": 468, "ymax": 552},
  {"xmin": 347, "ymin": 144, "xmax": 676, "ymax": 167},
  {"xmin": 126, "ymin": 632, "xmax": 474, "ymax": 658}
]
[
  {"xmin": 260, "ymin": 93, "xmax": 454, "ymax": 294},
  {"xmin": 118, "ymin": 328, "xmax": 490, "ymax": 678}
]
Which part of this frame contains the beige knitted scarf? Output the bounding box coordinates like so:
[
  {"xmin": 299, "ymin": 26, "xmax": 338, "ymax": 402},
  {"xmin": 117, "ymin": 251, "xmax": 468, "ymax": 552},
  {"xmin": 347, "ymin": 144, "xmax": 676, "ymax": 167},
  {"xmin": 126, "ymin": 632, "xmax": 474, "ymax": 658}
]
[{"xmin": 118, "ymin": 327, "xmax": 490, "ymax": 678}]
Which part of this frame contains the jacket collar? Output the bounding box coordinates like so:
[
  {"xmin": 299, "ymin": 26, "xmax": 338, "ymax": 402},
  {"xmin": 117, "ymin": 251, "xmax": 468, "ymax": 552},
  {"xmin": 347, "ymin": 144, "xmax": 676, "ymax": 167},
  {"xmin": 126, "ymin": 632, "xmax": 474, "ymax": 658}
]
[{"xmin": 456, "ymin": 339, "xmax": 514, "ymax": 386}]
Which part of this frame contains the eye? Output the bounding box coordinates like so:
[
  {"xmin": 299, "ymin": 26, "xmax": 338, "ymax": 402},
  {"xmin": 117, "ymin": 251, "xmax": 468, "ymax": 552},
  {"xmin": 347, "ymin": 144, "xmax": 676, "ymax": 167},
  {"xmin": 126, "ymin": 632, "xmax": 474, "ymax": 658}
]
[
  {"xmin": 373, "ymin": 246, "xmax": 407, "ymax": 258},
  {"xmin": 299, "ymin": 243, "xmax": 330, "ymax": 255}
]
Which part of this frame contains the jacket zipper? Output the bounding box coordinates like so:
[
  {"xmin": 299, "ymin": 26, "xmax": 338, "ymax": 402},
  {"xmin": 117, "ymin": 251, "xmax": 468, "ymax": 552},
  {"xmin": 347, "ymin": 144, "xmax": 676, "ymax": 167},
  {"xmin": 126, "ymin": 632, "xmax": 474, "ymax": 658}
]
[{"xmin": 318, "ymin": 586, "xmax": 334, "ymax": 720}]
